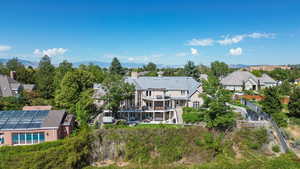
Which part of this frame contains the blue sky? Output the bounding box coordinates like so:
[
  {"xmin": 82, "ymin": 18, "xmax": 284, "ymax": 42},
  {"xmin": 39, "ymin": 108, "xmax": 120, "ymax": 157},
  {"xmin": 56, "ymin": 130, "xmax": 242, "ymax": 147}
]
[{"xmin": 0, "ymin": 0, "xmax": 299, "ymax": 65}]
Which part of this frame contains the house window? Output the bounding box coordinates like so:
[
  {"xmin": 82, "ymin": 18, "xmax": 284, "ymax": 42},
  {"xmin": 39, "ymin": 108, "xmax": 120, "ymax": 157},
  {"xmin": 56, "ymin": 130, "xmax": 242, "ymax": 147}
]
[
  {"xmin": 193, "ymin": 101, "xmax": 200, "ymax": 109},
  {"xmin": 181, "ymin": 90, "xmax": 185, "ymax": 95},
  {"xmin": 146, "ymin": 91, "xmax": 152, "ymax": 96},
  {"xmin": 146, "ymin": 91, "xmax": 148, "ymax": 96},
  {"xmin": 11, "ymin": 132, "xmax": 45, "ymax": 145}
]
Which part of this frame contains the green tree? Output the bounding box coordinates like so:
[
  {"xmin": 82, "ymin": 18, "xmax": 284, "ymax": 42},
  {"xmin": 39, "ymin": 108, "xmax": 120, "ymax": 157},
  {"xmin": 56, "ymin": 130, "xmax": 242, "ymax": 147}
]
[
  {"xmin": 288, "ymin": 87, "xmax": 300, "ymax": 117},
  {"xmin": 55, "ymin": 69, "xmax": 96, "ymax": 112},
  {"xmin": 54, "ymin": 60, "xmax": 73, "ymax": 89},
  {"xmin": 143, "ymin": 62, "xmax": 157, "ymax": 71},
  {"xmin": 251, "ymin": 70, "xmax": 264, "ymax": 77},
  {"xmin": 205, "ymin": 89, "xmax": 235, "ymax": 130},
  {"xmin": 202, "ymin": 75, "xmax": 220, "ymax": 95},
  {"xmin": 0, "ymin": 96, "xmax": 25, "ymax": 110},
  {"xmin": 6, "ymin": 58, "xmax": 32, "ymax": 83},
  {"xmin": 102, "ymin": 75, "xmax": 135, "ymax": 117},
  {"xmin": 211, "ymin": 61, "xmax": 229, "ymax": 77},
  {"xmin": 0, "ymin": 63, "xmax": 9, "ymax": 75},
  {"xmin": 109, "ymin": 57, "xmax": 124, "ymax": 75},
  {"xmin": 268, "ymin": 68, "xmax": 290, "ymax": 81},
  {"xmin": 184, "ymin": 61, "xmax": 199, "ymax": 79},
  {"xmin": 277, "ymin": 80, "xmax": 292, "ymax": 96},
  {"xmin": 79, "ymin": 63, "xmax": 106, "ymax": 83},
  {"xmin": 35, "ymin": 55, "xmax": 55, "ymax": 99},
  {"xmin": 261, "ymin": 87, "xmax": 283, "ymax": 115},
  {"xmin": 261, "ymin": 87, "xmax": 287, "ymax": 127},
  {"xmin": 75, "ymin": 89, "xmax": 96, "ymax": 126}
]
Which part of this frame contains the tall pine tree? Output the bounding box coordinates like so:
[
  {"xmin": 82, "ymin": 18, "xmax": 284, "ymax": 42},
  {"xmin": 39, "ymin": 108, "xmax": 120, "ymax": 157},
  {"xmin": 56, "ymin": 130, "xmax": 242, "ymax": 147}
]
[
  {"xmin": 35, "ymin": 55, "xmax": 55, "ymax": 99},
  {"xmin": 109, "ymin": 57, "xmax": 124, "ymax": 75},
  {"xmin": 288, "ymin": 87, "xmax": 300, "ymax": 117}
]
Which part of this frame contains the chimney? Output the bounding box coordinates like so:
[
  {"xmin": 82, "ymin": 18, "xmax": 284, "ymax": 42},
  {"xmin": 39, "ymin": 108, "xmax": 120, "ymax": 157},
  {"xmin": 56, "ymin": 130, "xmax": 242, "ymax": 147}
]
[
  {"xmin": 10, "ymin": 71, "xmax": 16, "ymax": 80},
  {"xmin": 131, "ymin": 71, "xmax": 139, "ymax": 79}
]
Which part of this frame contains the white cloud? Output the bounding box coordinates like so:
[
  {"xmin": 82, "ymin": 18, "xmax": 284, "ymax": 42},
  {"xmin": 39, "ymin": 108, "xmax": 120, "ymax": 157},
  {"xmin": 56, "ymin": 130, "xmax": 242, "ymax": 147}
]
[
  {"xmin": 33, "ymin": 48, "xmax": 68, "ymax": 57},
  {"xmin": 217, "ymin": 32, "xmax": 275, "ymax": 45},
  {"xmin": 190, "ymin": 48, "xmax": 199, "ymax": 55},
  {"xmin": 229, "ymin": 47, "xmax": 243, "ymax": 56},
  {"xmin": 0, "ymin": 45, "xmax": 12, "ymax": 52},
  {"xmin": 247, "ymin": 32, "xmax": 275, "ymax": 39},
  {"xmin": 186, "ymin": 38, "xmax": 214, "ymax": 46},
  {"xmin": 128, "ymin": 57, "xmax": 135, "ymax": 61},
  {"xmin": 218, "ymin": 35, "xmax": 245, "ymax": 45}
]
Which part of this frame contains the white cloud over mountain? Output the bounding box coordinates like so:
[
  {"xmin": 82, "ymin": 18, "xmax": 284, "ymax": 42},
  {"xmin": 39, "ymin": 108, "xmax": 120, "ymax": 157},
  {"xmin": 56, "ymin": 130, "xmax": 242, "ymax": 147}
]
[
  {"xmin": 0, "ymin": 45, "xmax": 12, "ymax": 52},
  {"xmin": 34, "ymin": 48, "xmax": 68, "ymax": 57},
  {"xmin": 187, "ymin": 32, "xmax": 275, "ymax": 46}
]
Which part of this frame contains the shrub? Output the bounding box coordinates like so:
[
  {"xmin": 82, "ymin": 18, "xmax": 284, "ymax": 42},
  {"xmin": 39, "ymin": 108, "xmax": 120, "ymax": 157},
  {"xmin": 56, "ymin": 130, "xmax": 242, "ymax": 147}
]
[
  {"xmin": 272, "ymin": 145, "xmax": 280, "ymax": 153},
  {"xmin": 182, "ymin": 107, "xmax": 204, "ymax": 123},
  {"xmin": 233, "ymin": 128, "xmax": 268, "ymax": 150}
]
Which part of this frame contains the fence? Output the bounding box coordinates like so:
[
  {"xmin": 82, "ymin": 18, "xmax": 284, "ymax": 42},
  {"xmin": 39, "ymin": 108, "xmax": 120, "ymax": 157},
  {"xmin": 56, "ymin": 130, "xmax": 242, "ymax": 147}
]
[{"xmin": 241, "ymin": 99, "xmax": 289, "ymax": 153}]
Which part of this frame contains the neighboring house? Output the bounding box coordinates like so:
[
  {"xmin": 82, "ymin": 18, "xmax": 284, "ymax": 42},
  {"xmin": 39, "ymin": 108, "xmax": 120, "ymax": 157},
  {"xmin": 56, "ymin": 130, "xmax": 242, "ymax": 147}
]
[
  {"xmin": 0, "ymin": 109, "xmax": 74, "ymax": 146},
  {"xmin": 220, "ymin": 70, "xmax": 277, "ymax": 91},
  {"xmin": 94, "ymin": 72, "xmax": 204, "ymax": 124},
  {"xmin": 0, "ymin": 73, "xmax": 35, "ymax": 97},
  {"xmin": 92, "ymin": 83, "xmax": 106, "ymax": 108},
  {"xmin": 246, "ymin": 65, "xmax": 291, "ymax": 71}
]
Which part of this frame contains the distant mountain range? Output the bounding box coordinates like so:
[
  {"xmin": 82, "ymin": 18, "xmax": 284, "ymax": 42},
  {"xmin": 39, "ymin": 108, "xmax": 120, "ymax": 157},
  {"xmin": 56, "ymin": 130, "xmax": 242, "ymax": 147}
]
[
  {"xmin": 228, "ymin": 64, "xmax": 250, "ymax": 69},
  {"xmin": 0, "ymin": 58, "xmax": 181, "ymax": 68},
  {"xmin": 0, "ymin": 58, "xmax": 38, "ymax": 67}
]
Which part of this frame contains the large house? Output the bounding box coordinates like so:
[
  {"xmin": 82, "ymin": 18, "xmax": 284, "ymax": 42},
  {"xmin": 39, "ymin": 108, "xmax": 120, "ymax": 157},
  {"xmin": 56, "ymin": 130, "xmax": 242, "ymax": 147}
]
[
  {"xmin": 0, "ymin": 109, "xmax": 74, "ymax": 146},
  {"xmin": 246, "ymin": 65, "xmax": 291, "ymax": 72},
  {"xmin": 0, "ymin": 73, "xmax": 35, "ymax": 97},
  {"xmin": 94, "ymin": 72, "xmax": 204, "ymax": 124},
  {"xmin": 220, "ymin": 70, "xmax": 277, "ymax": 91}
]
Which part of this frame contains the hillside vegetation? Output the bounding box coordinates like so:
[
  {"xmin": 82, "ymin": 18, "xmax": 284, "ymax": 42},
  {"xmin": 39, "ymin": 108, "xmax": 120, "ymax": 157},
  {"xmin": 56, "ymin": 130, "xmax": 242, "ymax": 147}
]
[{"xmin": 0, "ymin": 127, "xmax": 300, "ymax": 169}]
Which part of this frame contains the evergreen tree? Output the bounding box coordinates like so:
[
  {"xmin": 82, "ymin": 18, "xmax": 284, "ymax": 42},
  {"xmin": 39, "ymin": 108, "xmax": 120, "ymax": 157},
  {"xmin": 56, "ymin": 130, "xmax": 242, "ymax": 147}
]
[
  {"xmin": 109, "ymin": 57, "xmax": 124, "ymax": 75},
  {"xmin": 205, "ymin": 89, "xmax": 235, "ymax": 130},
  {"xmin": 288, "ymin": 87, "xmax": 300, "ymax": 117},
  {"xmin": 261, "ymin": 87, "xmax": 287, "ymax": 127},
  {"xmin": 277, "ymin": 80, "xmax": 292, "ymax": 96},
  {"xmin": 261, "ymin": 87, "xmax": 283, "ymax": 115},
  {"xmin": 35, "ymin": 55, "xmax": 55, "ymax": 99}
]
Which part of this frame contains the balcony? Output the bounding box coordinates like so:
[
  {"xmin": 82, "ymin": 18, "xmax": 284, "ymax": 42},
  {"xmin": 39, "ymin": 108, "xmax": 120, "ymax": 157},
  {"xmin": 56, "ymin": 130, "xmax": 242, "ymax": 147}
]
[{"xmin": 143, "ymin": 95, "xmax": 171, "ymax": 101}]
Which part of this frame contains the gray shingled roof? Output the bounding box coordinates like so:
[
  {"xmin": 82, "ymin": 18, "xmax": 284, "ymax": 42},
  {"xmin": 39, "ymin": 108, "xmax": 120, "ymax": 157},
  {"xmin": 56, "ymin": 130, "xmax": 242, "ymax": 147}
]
[
  {"xmin": 220, "ymin": 70, "xmax": 276, "ymax": 86},
  {"xmin": 0, "ymin": 74, "xmax": 35, "ymax": 97},
  {"xmin": 42, "ymin": 110, "xmax": 66, "ymax": 128},
  {"xmin": 125, "ymin": 76, "xmax": 200, "ymax": 97},
  {"xmin": 0, "ymin": 75, "xmax": 13, "ymax": 97}
]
